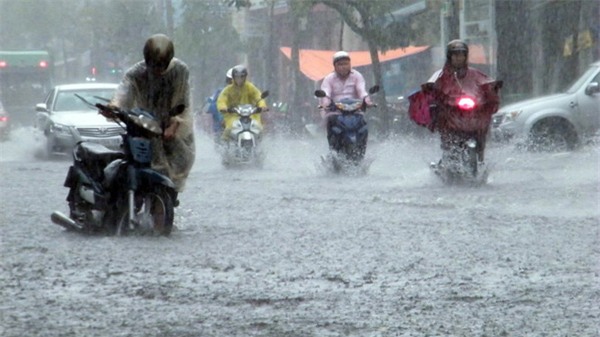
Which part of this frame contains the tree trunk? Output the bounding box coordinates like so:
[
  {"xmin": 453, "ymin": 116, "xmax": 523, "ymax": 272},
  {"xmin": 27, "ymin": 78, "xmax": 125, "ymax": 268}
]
[
  {"xmin": 290, "ymin": 15, "xmax": 304, "ymax": 134},
  {"xmin": 367, "ymin": 40, "xmax": 389, "ymax": 138},
  {"xmin": 165, "ymin": 0, "xmax": 174, "ymax": 37},
  {"xmin": 267, "ymin": 1, "xmax": 277, "ymax": 97},
  {"xmin": 495, "ymin": 0, "xmax": 533, "ymax": 102}
]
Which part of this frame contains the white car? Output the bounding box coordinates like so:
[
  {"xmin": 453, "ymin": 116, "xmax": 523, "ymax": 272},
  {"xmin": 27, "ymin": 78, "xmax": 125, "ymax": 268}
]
[
  {"xmin": 492, "ymin": 60, "xmax": 600, "ymax": 151},
  {"xmin": 35, "ymin": 83, "xmax": 123, "ymax": 157}
]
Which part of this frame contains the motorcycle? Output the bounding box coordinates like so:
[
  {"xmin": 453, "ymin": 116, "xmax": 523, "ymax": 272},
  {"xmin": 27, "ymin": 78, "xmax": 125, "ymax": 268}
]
[
  {"xmin": 421, "ymin": 79, "xmax": 502, "ymax": 185},
  {"xmin": 314, "ymin": 85, "xmax": 379, "ymax": 174},
  {"xmin": 220, "ymin": 91, "xmax": 269, "ymax": 168},
  {"xmin": 51, "ymin": 98, "xmax": 184, "ymax": 236}
]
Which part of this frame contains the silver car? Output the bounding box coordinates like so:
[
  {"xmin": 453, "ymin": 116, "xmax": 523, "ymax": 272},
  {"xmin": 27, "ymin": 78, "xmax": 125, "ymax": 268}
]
[
  {"xmin": 492, "ymin": 60, "xmax": 600, "ymax": 151},
  {"xmin": 35, "ymin": 83, "xmax": 123, "ymax": 157}
]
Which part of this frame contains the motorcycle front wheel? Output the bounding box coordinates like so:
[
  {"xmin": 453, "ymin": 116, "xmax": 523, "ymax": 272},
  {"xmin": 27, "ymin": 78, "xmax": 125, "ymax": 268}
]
[{"xmin": 114, "ymin": 187, "xmax": 174, "ymax": 236}]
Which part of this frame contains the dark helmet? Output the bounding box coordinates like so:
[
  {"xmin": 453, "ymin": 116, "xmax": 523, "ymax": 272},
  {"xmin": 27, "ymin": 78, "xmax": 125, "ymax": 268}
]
[
  {"xmin": 143, "ymin": 34, "xmax": 174, "ymax": 71},
  {"xmin": 231, "ymin": 64, "xmax": 248, "ymax": 78},
  {"xmin": 446, "ymin": 39, "xmax": 469, "ymax": 60}
]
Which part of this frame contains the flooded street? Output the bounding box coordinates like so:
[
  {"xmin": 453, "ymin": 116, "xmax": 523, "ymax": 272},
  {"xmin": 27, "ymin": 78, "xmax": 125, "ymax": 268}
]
[{"xmin": 1, "ymin": 128, "xmax": 599, "ymax": 336}]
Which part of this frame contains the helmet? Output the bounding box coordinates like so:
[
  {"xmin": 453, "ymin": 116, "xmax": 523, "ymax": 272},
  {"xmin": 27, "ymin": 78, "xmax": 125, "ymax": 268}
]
[
  {"xmin": 231, "ymin": 64, "xmax": 248, "ymax": 78},
  {"xmin": 144, "ymin": 34, "xmax": 174, "ymax": 71},
  {"xmin": 446, "ymin": 39, "xmax": 469, "ymax": 60},
  {"xmin": 333, "ymin": 51, "xmax": 350, "ymax": 65},
  {"xmin": 226, "ymin": 67, "xmax": 233, "ymax": 79}
]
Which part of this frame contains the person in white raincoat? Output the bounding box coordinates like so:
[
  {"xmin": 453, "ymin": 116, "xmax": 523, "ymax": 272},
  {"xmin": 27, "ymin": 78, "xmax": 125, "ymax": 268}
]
[{"xmin": 110, "ymin": 34, "xmax": 195, "ymax": 199}]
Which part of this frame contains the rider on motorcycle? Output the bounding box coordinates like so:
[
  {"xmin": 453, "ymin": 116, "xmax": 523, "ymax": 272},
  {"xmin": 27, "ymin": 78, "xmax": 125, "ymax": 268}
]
[
  {"xmin": 425, "ymin": 39, "xmax": 501, "ymax": 164},
  {"xmin": 108, "ymin": 33, "xmax": 195, "ymax": 195},
  {"xmin": 206, "ymin": 67, "xmax": 233, "ymax": 140},
  {"xmin": 320, "ymin": 51, "xmax": 373, "ymax": 150},
  {"xmin": 216, "ymin": 65, "xmax": 268, "ymax": 141}
]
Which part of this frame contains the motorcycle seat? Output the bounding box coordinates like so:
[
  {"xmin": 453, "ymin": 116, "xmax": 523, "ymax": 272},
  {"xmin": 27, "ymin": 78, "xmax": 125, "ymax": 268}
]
[{"xmin": 76, "ymin": 141, "xmax": 125, "ymax": 164}]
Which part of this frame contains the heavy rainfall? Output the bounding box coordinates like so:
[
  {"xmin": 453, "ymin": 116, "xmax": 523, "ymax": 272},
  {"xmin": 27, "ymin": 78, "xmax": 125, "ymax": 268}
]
[{"xmin": 1, "ymin": 1, "xmax": 599, "ymax": 336}]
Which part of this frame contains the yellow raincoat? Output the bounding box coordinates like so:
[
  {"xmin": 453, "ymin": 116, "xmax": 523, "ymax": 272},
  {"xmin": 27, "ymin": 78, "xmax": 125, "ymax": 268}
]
[{"xmin": 216, "ymin": 81, "xmax": 267, "ymax": 139}]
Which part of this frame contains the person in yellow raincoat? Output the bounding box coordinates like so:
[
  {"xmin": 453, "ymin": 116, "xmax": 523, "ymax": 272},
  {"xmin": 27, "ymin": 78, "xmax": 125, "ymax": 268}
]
[{"xmin": 216, "ymin": 65, "xmax": 267, "ymax": 140}]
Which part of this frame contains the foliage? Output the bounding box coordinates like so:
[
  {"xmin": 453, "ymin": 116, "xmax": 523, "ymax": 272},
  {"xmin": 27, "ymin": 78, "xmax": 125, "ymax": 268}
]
[
  {"xmin": 316, "ymin": 0, "xmax": 416, "ymax": 51},
  {"xmin": 77, "ymin": 0, "xmax": 167, "ymax": 68},
  {"xmin": 177, "ymin": 0, "xmax": 242, "ymax": 101},
  {"xmin": 0, "ymin": 0, "xmax": 73, "ymax": 50}
]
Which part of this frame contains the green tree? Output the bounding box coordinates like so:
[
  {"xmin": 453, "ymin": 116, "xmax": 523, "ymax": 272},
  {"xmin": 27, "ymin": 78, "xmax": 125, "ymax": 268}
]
[
  {"xmin": 177, "ymin": 0, "xmax": 242, "ymax": 104},
  {"xmin": 80, "ymin": 0, "xmax": 166, "ymax": 78}
]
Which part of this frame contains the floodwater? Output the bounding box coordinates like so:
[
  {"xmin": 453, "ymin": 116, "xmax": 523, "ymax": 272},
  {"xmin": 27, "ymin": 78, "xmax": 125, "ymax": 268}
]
[{"xmin": 1, "ymin": 126, "xmax": 598, "ymax": 336}]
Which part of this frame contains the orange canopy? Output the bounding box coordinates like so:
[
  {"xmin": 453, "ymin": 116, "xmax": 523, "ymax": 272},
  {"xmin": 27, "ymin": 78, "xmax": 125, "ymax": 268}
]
[
  {"xmin": 280, "ymin": 46, "xmax": 430, "ymax": 81},
  {"xmin": 280, "ymin": 45, "xmax": 488, "ymax": 81}
]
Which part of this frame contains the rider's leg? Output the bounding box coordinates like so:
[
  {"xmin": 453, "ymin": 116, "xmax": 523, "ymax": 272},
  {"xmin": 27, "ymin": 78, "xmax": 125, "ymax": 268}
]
[
  {"xmin": 326, "ymin": 114, "xmax": 337, "ymax": 149},
  {"xmin": 475, "ymin": 128, "xmax": 488, "ymax": 162}
]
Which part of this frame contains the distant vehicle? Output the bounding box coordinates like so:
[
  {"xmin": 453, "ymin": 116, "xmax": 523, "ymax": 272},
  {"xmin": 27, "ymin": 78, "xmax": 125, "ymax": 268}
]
[
  {"xmin": 0, "ymin": 99, "xmax": 10, "ymax": 140},
  {"xmin": 492, "ymin": 60, "xmax": 600, "ymax": 151},
  {"xmin": 35, "ymin": 83, "xmax": 122, "ymax": 157},
  {"xmin": 0, "ymin": 50, "xmax": 53, "ymax": 126}
]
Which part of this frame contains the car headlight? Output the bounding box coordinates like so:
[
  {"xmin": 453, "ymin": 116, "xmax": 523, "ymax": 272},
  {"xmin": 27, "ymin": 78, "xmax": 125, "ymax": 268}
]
[
  {"xmin": 499, "ymin": 110, "xmax": 522, "ymax": 124},
  {"xmin": 50, "ymin": 123, "xmax": 73, "ymax": 135}
]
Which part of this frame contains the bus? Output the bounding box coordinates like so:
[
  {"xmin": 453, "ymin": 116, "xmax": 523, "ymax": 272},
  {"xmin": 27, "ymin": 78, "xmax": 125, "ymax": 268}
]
[{"xmin": 0, "ymin": 50, "xmax": 54, "ymax": 126}]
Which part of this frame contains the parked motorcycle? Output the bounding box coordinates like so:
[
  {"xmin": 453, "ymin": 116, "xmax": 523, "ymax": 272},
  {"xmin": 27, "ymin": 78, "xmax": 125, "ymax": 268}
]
[
  {"xmin": 51, "ymin": 98, "xmax": 184, "ymax": 236},
  {"xmin": 220, "ymin": 91, "xmax": 269, "ymax": 168},
  {"xmin": 314, "ymin": 85, "xmax": 379, "ymax": 174},
  {"xmin": 423, "ymin": 80, "xmax": 502, "ymax": 185}
]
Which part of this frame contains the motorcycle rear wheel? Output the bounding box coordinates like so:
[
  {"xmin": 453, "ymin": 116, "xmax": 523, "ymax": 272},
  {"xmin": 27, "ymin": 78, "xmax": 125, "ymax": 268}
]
[{"xmin": 114, "ymin": 187, "xmax": 174, "ymax": 236}]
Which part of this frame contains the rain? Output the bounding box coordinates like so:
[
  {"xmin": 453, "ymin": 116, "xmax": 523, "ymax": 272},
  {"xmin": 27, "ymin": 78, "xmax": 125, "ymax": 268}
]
[{"xmin": 1, "ymin": 1, "xmax": 599, "ymax": 336}]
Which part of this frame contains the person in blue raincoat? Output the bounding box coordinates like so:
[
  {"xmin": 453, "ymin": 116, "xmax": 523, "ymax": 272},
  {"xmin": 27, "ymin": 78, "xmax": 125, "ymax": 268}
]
[{"xmin": 207, "ymin": 68, "xmax": 233, "ymax": 141}]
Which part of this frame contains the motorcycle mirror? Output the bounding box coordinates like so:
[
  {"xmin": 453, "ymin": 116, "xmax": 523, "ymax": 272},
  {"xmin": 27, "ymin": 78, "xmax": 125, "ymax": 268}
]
[
  {"xmin": 314, "ymin": 90, "xmax": 326, "ymax": 98},
  {"xmin": 169, "ymin": 104, "xmax": 186, "ymax": 117},
  {"xmin": 368, "ymin": 85, "xmax": 380, "ymax": 95},
  {"xmin": 261, "ymin": 91, "xmax": 269, "ymax": 99}
]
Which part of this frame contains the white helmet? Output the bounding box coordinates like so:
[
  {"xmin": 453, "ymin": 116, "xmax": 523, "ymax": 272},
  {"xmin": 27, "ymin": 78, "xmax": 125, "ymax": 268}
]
[
  {"xmin": 226, "ymin": 67, "xmax": 233, "ymax": 79},
  {"xmin": 333, "ymin": 51, "xmax": 350, "ymax": 65}
]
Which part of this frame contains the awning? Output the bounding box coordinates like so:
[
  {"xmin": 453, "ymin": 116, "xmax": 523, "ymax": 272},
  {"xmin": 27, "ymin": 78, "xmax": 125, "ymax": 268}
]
[
  {"xmin": 280, "ymin": 46, "xmax": 431, "ymax": 81},
  {"xmin": 280, "ymin": 45, "xmax": 488, "ymax": 81}
]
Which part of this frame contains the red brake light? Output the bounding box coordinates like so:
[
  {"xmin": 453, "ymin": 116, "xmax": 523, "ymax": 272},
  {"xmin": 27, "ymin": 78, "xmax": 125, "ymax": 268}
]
[
  {"xmin": 457, "ymin": 96, "xmax": 476, "ymax": 110},
  {"xmin": 39, "ymin": 60, "xmax": 48, "ymax": 68},
  {"xmin": 0, "ymin": 116, "xmax": 8, "ymax": 122},
  {"xmin": 0, "ymin": 60, "xmax": 6, "ymax": 68}
]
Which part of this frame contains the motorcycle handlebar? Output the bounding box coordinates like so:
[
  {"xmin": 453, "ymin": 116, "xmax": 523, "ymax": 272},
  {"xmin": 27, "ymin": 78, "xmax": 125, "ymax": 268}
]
[{"xmin": 97, "ymin": 103, "xmax": 124, "ymax": 120}]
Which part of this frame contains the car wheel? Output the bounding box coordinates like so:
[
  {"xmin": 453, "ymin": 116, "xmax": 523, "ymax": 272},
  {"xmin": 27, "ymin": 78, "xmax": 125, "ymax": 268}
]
[{"xmin": 528, "ymin": 118, "xmax": 578, "ymax": 152}]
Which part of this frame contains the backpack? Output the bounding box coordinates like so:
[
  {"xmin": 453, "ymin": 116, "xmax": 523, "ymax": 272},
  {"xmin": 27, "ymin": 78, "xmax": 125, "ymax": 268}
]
[{"xmin": 408, "ymin": 89, "xmax": 434, "ymax": 130}]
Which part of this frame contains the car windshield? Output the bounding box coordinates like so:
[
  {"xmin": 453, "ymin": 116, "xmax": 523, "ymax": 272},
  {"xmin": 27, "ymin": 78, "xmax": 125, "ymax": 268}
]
[
  {"xmin": 564, "ymin": 65, "xmax": 599, "ymax": 94},
  {"xmin": 54, "ymin": 89, "xmax": 115, "ymax": 112}
]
